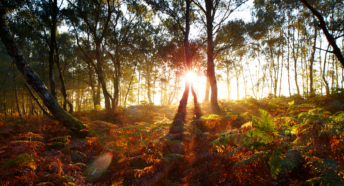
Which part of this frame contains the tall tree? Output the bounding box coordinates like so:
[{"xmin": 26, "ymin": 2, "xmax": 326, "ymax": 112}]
[
  {"xmin": 66, "ymin": 0, "xmax": 114, "ymax": 110},
  {"xmin": 192, "ymin": 0, "xmax": 247, "ymax": 113}
]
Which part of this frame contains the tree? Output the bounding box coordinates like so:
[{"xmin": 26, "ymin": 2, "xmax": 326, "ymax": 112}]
[
  {"xmin": 65, "ymin": 0, "xmax": 114, "ymax": 110},
  {"xmin": 0, "ymin": 1, "xmax": 88, "ymax": 138},
  {"xmin": 192, "ymin": 0, "xmax": 247, "ymax": 113},
  {"xmin": 299, "ymin": 0, "xmax": 344, "ymax": 67}
]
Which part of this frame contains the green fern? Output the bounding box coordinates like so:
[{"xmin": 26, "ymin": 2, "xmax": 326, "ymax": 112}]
[
  {"xmin": 48, "ymin": 142, "xmax": 67, "ymax": 148},
  {"xmin": 280, "ymin": 150, "xmax": 302, "ymax": 173},
  {"xmin": 246, "ymin": 109, "xmax": 276, "ymax": 144},
  {"xmin": 210, "ymin": 131, "xmax": 243, "ymax": 146},
  {"xmin": 269, "ymin": 155, "xmax": 283, "ymax": 179},
  {"xmin": 269, "ymin": 149, "xmax": 302, "ymax": 179},
  {"xmin": 48, "ymin": 136, "xmax": 70, "ymax": 142},
  {"xmin": 3, "ymin": 153, "xmax": 37, "ymax": 169},
  {"xmin": 48, "ymin": 136, "xmax": 70, "ymax": 148},
  {"xmin": 162, "ymin": 154, "xmax": 183, "ymax": 162},
  {"xmin": 307, "ymin": 158, "xmax": 343, "ymax": 186}
]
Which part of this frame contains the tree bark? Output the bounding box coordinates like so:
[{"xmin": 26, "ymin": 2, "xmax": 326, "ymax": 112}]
[
  {"xmin": 322, "ymin": 45, "xmax": 330, "ymax": 96},
  {"xmin": 13, "ymin": 68, "xmax": 23, "ymax": 122},
  {"xmin": 292, "ymin": 25, "xmax": 300, "ymax": 95},
  {"xmin": 0, "ymin": 2, "xmax": 88, "ymax": 138},
  {"xmin": 204, "ymin": 77, "xmax": 210, "ymax": 102},
  {"xmin": 309, "ymin": 23, "xmax": 317, "ymax": 96},
  {"xmin": 48, "ymin": 0, "xmax": 58, "ymax": 100},
  {"xmin": 205, "ymin": 0, "xmax": 220, "ymax": 114}
]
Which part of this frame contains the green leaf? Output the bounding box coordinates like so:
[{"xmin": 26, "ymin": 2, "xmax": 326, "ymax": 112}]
[{"xmin": 288, "ymin": 100, "xmax": 294, "ymax": 106}]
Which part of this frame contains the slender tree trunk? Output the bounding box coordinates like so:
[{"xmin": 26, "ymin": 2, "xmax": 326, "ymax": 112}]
[
  {"xmin": 138, "ymin": 69, "xmax": 140, "ymax": 105},
  {"xmin": 3, "ymin": 91, "xmax": 6, "ymax": 116},
  {"xmin": 13, "ymin": 68, "xmax": 23, "ymax": 122},
  {"xmin": 323, "ymin": 45, "xmax": 330, "ymax": 95},
  {"xmin": 112, "ymin": 46, "xmax": 120, "ymax": 109},
  {"xmin": 86, "ymin": 62, "xmax": 96, "ymax": 109},
  {"xmin": 292, "ymin": 25, "xmax": 300, "ymax": 95},
  {"xmin": 124, "ymin": 64, "xmax": 137, "ymax": 107},
  {"xmin": 48, "ymin": 0, "xmax": 58, "ymax": 100},
  {"xmin": 22, "ymin": 92, "xmax": 26, "ymax": 116},
  {"xmin": 227, "ymin": 64, "xmax": 231, "ymax": 100},
  {"xmin": 309, "ymin": 24, "xmax": 317, "ymax": 96},
  {"xmin": 204, "ymin": 77, "xmax": 210, "ymax": 102},
  {"xmin": 287, "ymin": 31, "xmax": 291, "ymax": 96},
  {"xmin": 95, "ymin": 79, "xmax": 101, "ymax": 106},
  {"xmin": 55, "ymin": 46, "xmax": 73, "ymax": 113},
  {"xmin": 0, "ymin": 3, "xmax": 88, "ymax": 138},
  {"xmin": 236, "ymin": 75, "xmax": 239, "ymax": 100}
]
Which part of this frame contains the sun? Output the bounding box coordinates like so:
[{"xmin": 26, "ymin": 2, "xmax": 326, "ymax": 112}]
[{"xmin": 186, "ymin": 71, "xmax": 197, "ymax": 82}]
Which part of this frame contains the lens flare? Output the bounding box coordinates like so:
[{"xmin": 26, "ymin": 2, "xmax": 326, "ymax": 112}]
[
  {"xmin": 186, "ymin": 71, "xmax": 197, "ymax": 82},
  {"xmin": 87, "ymin": 152, "xmax": 113, "ymax": 179}
]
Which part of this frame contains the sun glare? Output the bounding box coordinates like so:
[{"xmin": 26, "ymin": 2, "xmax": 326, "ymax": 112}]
[{"xmin": 186, "ymin": 71, "xmax": 197, "ymax": 82}]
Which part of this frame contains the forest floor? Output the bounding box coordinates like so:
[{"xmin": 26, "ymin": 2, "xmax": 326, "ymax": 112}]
[{"xmin": 1, "ymin": 94, "xmax": 344, "ymax": 186}]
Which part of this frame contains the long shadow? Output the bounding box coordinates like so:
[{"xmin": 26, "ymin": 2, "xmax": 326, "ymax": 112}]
[{"xmin": 144, "ymin": 82, "xmax": 203, "ymax": 185}]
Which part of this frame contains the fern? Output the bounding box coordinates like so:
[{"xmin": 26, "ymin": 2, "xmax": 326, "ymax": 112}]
[
  {"xmin": 269, "ymin": 155, "xmax": 283, "ymax": 179},
  {"xmin": 246, "ymin": 109, "xmax": 276, "ymax": 144},
  {"xmin": 162, "ymin": 154, "xmax": 183, "ymax": 162},
  {"xmin": 48, "ymin": 136, "xmax": 70, "ymax": 148},
  {"xmin": 307, "ymin": 158, "xmax": 343, "ymax": 186},
  {"xmin": 48, "ymin": 142, "xmax": 67, "ymax": 148},
  {"xmin": 280, "ymin": 149, "xmax": 302, "ymax": 173},
  {"xmin": 233, "ymin": 151, "xmax": 269, "ymax": 168},
  {"xmin": 14, "ymin": 132, "xmax": 43, "ymax": 142},
  {"xmin": 210, "ymin": 132, "xmax": 243, "ymax": 146},
  {"xmin": 226, "ymin": 145, "xmax": 248, "ymax": 157},
  {"xmin": 48, "ymin": 136, "xmax": 70, "ymax": 142},
  {"xmin": 3, "ymin": 153, "xmax": 37, "ymax": 169}
]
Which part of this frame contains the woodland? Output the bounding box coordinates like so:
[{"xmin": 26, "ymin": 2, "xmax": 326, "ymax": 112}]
[{"xmin": 0, "ymin": 0, "xmax": 344, "ymax": 185}]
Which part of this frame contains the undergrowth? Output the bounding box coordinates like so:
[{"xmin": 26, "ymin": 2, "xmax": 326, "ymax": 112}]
[{"xmin": 0, "ymin": 95, "xmax": 344, "ymax": 185}]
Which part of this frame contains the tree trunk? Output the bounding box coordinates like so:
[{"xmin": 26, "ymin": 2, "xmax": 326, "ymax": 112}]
[
  {"xmin": 169, "ymin": 0, "xmax": 193, "ymax": 136},
  {"xmin": 0, "ymin": 2, "xmax": 88, "ymax": 138},
  {"xmin": 13, "ymin": 68, "xmax": 23, "ymax": 122},
  {"xmin": 86, "ymin": 61, "xmax": 96, "ymax": 109},
  {"xmin": 292, "ymin": 25, "xmax": 300, "ymax": 95},
  {"xmin": 138, "ymin": 69, "xmax": 140, "ymax": 105},
  {"xmin": 205, "ymin": 0, "xmax": 220, "ymax": 114},
  {"xmin": 48, "ymin": 0, "xmax": 58, "ymax": 100},
  {"xmin": 309, "ymin": 24, "xmax": 317, "ymax": 96},
  {"xmin": 204, "ymin": 77, "xmax": 210, "ymax": 102},
  {"xmin": 287, "ymin": 25, "xmax": 291, "ymax": 96},
  {"xmin": 96, "ymin": 43, "xmax": 112, "ymax": 110},
  {"xmin": 146, "ymin": 58, "xmax": 152, "ymax": 104},
  {"xmin": 236, "ymin": 75, "xmax": 239, "ymax": 100},
  {"xmin": 124, "ymin": 64, "xmax": 137, "ymax": 107},
  {"xmin": 323, "ymin": 45, "xmax": 330, "ymax": 95},
  {"xmin": 22, "ymin": 92, "xmax": 26, "ymax": 116},
  {"xmin": 55, "ymin": 44, "xmax": 73, "ymax": 113}
]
